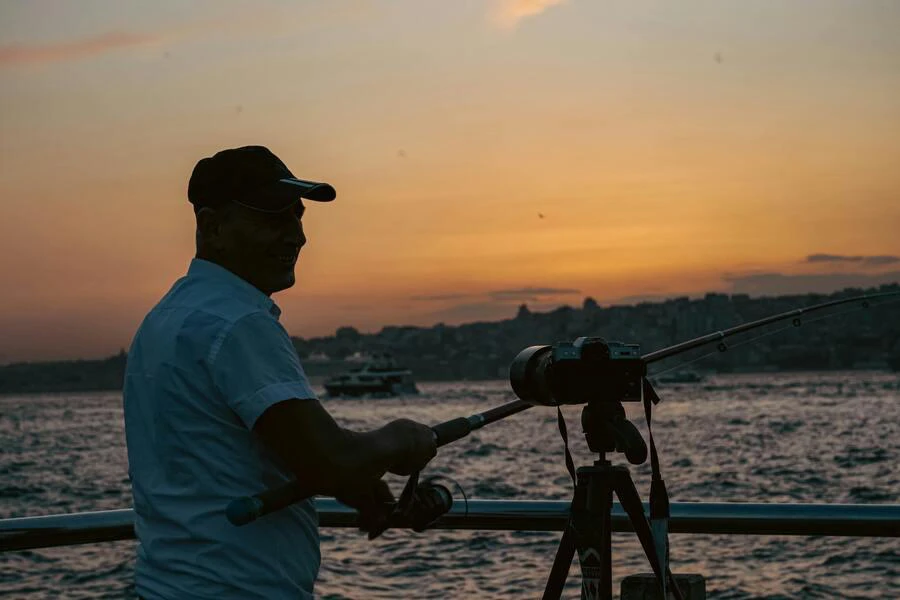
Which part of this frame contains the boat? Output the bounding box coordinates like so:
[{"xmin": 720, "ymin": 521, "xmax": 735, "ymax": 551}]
[
  {"xmin": 323, "ymin": 355, "xmax": 419, "ymax": 397},
  {"xmin": 652, "ymin": 370, "xmax": 705, "ymax": 384}
]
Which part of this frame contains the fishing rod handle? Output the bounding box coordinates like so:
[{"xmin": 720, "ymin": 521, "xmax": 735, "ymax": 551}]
[
  {"xmin": 432, "ymin": 400, "xmax": 532, "ymax": 445},
  {"xmin": 432, "ymin": 418, "xmax": 472, "ymax": 446},
  {"xmin": 226, "ymin": 480, "xmax": 309, "ymax": 526},
  {"xmin": 228, "ymin": 405, "xmax": 523, "ymax": 526},
  {"xmin": 228, "ymin": 428, "xmax": 449, "ymax": 526}
]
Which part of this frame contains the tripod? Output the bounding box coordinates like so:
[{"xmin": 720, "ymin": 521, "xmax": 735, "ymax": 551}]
[{"xmin": 542, "ymin": 400, "xmax": 684, "ymax": 600}]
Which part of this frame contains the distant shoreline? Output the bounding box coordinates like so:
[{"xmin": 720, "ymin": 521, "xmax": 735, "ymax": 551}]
[
  {"xmin": 2, "ymin": 284, "xmax": 897, "ymax": 395},
  {"xmin": 1, "ymin": 368, "xmax": 897, "ymax": 398}
]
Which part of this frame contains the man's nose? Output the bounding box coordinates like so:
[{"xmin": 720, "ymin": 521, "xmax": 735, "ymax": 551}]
[{"xmin": 284, "ymin": 219, "xmax": 306, "ymax": 247}]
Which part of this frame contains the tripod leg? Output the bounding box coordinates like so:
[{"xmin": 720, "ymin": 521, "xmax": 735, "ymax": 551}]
[
  {"xmin": 574, "ymin": 481, "xmax": 614, "ymax": 600},
  {"xmin": 545, "ymin": 467, "xmax": 616, "ymax": 600},
  {"xmin": 612, "ymin": 470, "xmax": 685, "ymax": 600},
  {"xmin": 542, "ymin": 525, "xmax": 577, "ymax": 600}
]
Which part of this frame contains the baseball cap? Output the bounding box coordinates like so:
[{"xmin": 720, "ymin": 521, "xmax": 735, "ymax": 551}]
[{"xmin": 187, "ymin": 145, "xmax": 336, "ymax": 212}]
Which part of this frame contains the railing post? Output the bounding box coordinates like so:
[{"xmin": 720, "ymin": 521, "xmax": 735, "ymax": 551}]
[{"xmin": 620, "ymin": 573, "xmax": 706, "ymax": 599}]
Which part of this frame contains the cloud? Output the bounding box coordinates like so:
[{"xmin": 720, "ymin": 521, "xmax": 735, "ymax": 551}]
[
  {"xmin": 0, "ymin": 4, "xmax": 353, "ymax": 68},
  {"xmin": 425, "ymin": 301, "xmax": 523, "ymax": 324},
  {"xmin": 410, "ymin": 293, "xmax": 477, "ymax": 302},
  {"xmin": 412, "ymin": 287, "xmax": 580, "ymax": 303},
  {"xmin": 609, "ymin": 292, "xmax": 702, "ymax": 305},
  {"xmin": 805, "ymin": 253, "xmax": 900, "ymax": 266},
  {"xmin": 806, "ymin": 254, "xmax": 863, "ymax": 263},
  {"xmin": 411, "ymin": 285, "xmax": 581, "ymax": 322},
  {"xmin": 488, "ymin": 286, "xmax": 580, "ymax": 301},
  {"xmin": 490, "ymin": 0, "xmax": 568, "ymax": 30},
  {"xmin": 866, "ymin": 255, "xmax": 900, "ymax": 266},
  {"xmin": 0, "ymin": 31, "xmax": 161, "ymax": 67},
  {"xmin": 722, "ymin": 271, "xmax": 900, "ymax": 296}
]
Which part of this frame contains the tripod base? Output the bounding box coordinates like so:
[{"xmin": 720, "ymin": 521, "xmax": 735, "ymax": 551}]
[
  {"xmin": 621, "ymin": 573, "xmax": 706, "ymax": 600},
  {"xmin": 543, "ymin": 462, "xmax": 681, "ymax": 600}
]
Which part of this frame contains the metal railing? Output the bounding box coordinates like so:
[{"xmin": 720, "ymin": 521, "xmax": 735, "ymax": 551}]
[{"xmin": 2, "ymin": 500, "xmax": 898, "ymax": 553}]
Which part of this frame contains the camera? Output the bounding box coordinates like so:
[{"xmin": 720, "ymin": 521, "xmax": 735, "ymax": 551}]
[{"xmin": 508, "ymin": 337, "xmax": 644, "ymax": 406}]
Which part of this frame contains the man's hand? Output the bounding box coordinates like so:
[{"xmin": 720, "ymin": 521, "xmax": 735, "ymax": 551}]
[
  {"xmin": 382, "ymin": 419, "xmax": 438, "ymax": 476},
  {"xmin": 335, "ymin": 478, "xmax": 396, "ymax": 535},
  {"xmin": 254, "ymin": 400, "xmax": 438, "ymax": 499}
]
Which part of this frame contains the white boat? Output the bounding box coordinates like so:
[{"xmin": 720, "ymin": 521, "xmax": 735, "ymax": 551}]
[
  {"xmin": 652, "ymin": 370, "xmax": 705, "ymax": 384},
  {"xmin": 323, "ymin": 356, "xmax": 419, "ymax": 397}
]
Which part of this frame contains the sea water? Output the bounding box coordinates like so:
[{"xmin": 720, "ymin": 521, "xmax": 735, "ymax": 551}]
[{"xmin": 2, "ymin": 372, "xmax": 898, "ymax": 598}]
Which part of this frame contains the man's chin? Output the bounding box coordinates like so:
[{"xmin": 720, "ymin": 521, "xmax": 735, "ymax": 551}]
[{"xmin": 270, "ymin": 271, "xmax": 296, "ymax": 294}]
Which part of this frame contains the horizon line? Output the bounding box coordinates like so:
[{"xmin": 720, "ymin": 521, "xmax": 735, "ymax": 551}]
[{"xmin": 3, "ymin": 282, "xmax": 896, "ymax": 367}]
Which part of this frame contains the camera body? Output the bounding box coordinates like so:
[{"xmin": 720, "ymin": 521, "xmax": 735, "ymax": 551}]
[{"xmin": 509, "ymin": 337, "xmax": 644, "ymax": 406}]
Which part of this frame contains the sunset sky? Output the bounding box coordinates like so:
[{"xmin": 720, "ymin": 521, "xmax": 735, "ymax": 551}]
[{"xmin": 1, "ymin": 0, "xmax": 899, "ymax": 363}]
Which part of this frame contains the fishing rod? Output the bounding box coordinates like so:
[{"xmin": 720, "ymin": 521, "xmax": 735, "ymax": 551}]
[
  {"xmin": 645, "ymin": 290, "xmax": 899, "ymax": 364},
  {"xmin": 226, "ymin": 289, "xmax": 900, "ymax": 526}
]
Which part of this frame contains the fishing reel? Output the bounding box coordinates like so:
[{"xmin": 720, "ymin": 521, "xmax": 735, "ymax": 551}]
[
  {"xmin": 509, "ymin": 337, "xmax": 645, "ymax": 406},
  {"xmin": 366, "ymin": 473, "xmax": 456, "ymax": 540}
]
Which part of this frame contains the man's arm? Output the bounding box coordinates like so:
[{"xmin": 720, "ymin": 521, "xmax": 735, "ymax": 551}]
[
  {"xmin": 253, "ymin": 398, "xmax": 435, "ymax": 497},
  {"xmin": 210, "ymin": 311, "xmax": 435, "ymax": 498}
]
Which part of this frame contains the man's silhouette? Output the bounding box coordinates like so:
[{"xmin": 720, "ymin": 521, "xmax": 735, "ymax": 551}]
[{"xmin": 124, "ymin": 146, "xmax": 436, "ymax": 599}]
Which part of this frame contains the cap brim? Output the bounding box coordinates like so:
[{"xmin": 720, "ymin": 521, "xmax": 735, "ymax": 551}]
[{"xmin": 278, "ymin": 178, "xmax": 336, "ymax": 202}]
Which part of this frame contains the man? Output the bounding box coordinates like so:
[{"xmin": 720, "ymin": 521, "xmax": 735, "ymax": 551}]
[{"xmin": 123, "ymin": 146, "xmax": 437, "ymax": 599}]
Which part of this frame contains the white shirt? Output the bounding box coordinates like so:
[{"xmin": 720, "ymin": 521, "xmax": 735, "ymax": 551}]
[{"xmin": 124, "ymin": 258, "xmax": 319, "ymax": 599}]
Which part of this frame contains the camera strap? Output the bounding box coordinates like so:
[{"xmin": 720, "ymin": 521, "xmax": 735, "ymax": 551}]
[
  {"xmin": 556, "ymin": 406, "xmax": 578, "ymax": 489},
  {"xmin": 642, "ymin": 377, "xmax": 670, "ymax": 597}
]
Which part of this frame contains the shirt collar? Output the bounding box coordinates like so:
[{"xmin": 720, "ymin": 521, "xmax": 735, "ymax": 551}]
[{"xmin": 187, "ymin": 258, "xmax": 282, "ymax": 319}]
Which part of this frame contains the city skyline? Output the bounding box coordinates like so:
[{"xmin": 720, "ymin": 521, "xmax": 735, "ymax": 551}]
[{"xmin": 2, "ymin": 1, "xmax": 899, "ymax": 362}]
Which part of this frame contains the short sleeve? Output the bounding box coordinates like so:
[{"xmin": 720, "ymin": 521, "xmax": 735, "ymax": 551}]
[{"xmin": 210, "ymin": 311, "xmax": 317, "ymax": 429}]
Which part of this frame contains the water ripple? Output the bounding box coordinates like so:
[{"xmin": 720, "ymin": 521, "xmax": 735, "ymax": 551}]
[{"xmin": 1, "ymin": 373, "xmax": 898, "ymax": 598}]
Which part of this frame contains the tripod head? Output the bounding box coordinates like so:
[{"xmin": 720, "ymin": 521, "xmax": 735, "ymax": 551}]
[{"xmin": 581, "ymin": 400, "xmax": 647, "ymax": 466}]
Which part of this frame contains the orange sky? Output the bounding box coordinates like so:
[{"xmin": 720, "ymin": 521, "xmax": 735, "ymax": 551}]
[{"xmin": 1, "ymin": 1, "xmax": 899, "ymax": 363}]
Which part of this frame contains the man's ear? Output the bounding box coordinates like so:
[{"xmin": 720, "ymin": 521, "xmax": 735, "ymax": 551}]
[{"xmin": 196, "ymin": 207, "xmax": 223, "ymax": 251}]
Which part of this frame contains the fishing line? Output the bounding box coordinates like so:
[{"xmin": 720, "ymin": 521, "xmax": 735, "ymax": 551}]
[{"xmin": 648, "ymin": 294, "xmax": 900, "ymax": 380}]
